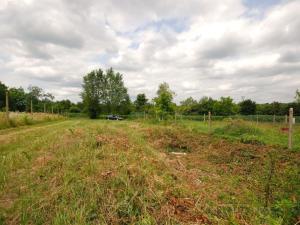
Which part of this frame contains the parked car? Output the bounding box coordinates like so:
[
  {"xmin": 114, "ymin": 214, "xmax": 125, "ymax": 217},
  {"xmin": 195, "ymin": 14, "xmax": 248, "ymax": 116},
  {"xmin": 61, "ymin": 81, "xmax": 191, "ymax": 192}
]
[{"xmin": 106, "ymin": 115, "xmax": 123, "ymax": 120}]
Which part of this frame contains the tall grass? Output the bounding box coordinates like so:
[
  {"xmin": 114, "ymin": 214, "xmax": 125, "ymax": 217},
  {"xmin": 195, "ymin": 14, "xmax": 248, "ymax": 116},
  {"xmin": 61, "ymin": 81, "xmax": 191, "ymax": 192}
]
[{"xmin": 0, "ymin": 112, "xmax": 65, "ymax": 130}]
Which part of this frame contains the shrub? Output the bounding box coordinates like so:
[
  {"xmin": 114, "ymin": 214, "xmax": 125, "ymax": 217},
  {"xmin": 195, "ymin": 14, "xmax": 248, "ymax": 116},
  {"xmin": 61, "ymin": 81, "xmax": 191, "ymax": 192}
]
[
  {"xmin": 214, "ymin": 120, "xmax": 261, "ymax": 137},
  {"xmin": 240, "ymin": 134, "xmax": 265, "ymax": 145}
]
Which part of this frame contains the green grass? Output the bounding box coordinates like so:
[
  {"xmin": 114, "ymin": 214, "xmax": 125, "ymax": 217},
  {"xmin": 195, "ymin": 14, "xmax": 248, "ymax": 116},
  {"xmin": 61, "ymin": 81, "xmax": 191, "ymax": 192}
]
[
  {"xmin": 0, "ymin": 112, "xmax": 65, "ymax": 130},
  {"xmin": 0, "ymin": 119, "xmax": 299, "ymax": 224},
  {"xmin": 180, "ymin": 119, "xmax": 300, "ymax": 150}
]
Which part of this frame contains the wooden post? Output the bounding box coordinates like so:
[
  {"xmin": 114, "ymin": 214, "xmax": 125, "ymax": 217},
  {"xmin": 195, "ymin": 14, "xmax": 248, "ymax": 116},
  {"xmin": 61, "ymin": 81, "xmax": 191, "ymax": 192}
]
[
  {"xmin": 30, "ymin": 99, "xmax": 33, "ymax": 114},
  {"xmin": 285, "ymin": 115, "xmax": 288, "ymax": 124},
  {"xmin": 5, "ymin": 91, "xmax": 9, "ymax": 124},
  {"xmin": 204, "ymin": 114, "xmax": 206, "ymax": 122},
  {"xmin": 288, "ymin": 108, "xmax": 293, "ymax": 150},
  {"xmin": 208, "ymin": 111, "xmax": 211, "ymax": 130},
  {"xmin": 51, "ymin": 105, "xmax": 54, "ymax": 114}
]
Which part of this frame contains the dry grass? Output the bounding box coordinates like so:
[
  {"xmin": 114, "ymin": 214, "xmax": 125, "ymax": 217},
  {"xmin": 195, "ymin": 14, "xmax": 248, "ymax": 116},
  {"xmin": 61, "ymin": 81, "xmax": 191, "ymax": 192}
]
[
  {"xmin": 0, "ymin": 119, "xmax": 299, "ymax": 224},
  {"xmin": 0, "ymin": 112, "xmax": 64, "ymax": 130}
]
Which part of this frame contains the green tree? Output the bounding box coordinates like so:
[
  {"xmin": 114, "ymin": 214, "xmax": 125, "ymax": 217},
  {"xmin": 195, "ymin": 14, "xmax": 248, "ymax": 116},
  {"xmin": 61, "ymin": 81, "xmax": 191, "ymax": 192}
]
[
  {"xmin": 153, "ymin": 82, "xmax": 175, "ymax": 119},
  {"xmin": 239, "ymin": 99, "xmax": 256, "ymax": 115},
  {"xmin": 81, "ymin": 69, "xmax": 103, "ymax": 118},
  {"xmin": 179, "ymin": 97, "xmax": 198, "ymax": 114},
  {"xmin": 134, "ymin": 93, "xmax": 148, "ymax": 112},
  {"xmin": 213, "ymin": 97, "xmax": 238, "ymax": 116},
  {"xmin": 296, "ymin": 89, "xmax": 300, "ymax": 103},
  {"xmin": 105, "ymin": 68, "xmax": 130, "ymax": 114},
  {"xmin": 0, "ymin": 81, "xmax": 8, "ymax": 110},
  {"xmin": 27, "ymin": 86, "xmax": 44, "ymax": 112},
  {"xmin": 9, "ymin": 87, "xmax": 27, "ymax": 112},
  {"xmin": 82, "ymin": 68, "xmax": 130, "ymax": 118},
  {"xmin": 198, "ymin": 96, "xmax": 216, "ymax": 114}
]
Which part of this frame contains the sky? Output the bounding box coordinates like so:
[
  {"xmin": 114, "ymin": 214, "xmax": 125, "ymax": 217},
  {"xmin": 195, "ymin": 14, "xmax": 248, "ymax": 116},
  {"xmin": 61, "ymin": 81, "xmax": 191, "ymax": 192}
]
[{"xmin": 0, "ymin": 0, "xmax": 299, "ymax": 103}]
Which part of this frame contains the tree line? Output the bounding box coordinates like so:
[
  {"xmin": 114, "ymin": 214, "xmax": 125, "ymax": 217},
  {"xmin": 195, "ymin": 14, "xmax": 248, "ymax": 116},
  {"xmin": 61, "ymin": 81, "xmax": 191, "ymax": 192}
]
[
  {"xmin": 1, "ymin": 67, "xmax": 300, "ymax": 118},
  {"xmin": 0, "ymin": 82, "xmax": 82, "ymax": 114}
]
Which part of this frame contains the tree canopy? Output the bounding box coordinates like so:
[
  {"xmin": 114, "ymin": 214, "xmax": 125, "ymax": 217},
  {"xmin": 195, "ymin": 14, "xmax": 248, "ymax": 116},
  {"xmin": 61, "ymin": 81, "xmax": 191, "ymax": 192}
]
[
  {"xmin": 81, "ymin": 68, "xmax": 131, "ymax": 118},
  {"xmin": 239, "ymin": 99, "xmax": 256, "ymax": 115},
  {"xmin": 153, "ymin": 82, "xmax": 175, "ymax": 118},
  {"xmin": 134, "ymin": 93, "xmax": 148, "ymax": 112}
]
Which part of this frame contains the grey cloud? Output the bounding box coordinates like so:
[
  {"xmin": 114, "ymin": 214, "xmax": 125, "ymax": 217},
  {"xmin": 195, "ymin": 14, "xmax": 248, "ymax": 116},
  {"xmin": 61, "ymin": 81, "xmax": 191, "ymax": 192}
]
[{"xmin": 0, "ymin": 0, "xmax": 299, "ymax": 103}]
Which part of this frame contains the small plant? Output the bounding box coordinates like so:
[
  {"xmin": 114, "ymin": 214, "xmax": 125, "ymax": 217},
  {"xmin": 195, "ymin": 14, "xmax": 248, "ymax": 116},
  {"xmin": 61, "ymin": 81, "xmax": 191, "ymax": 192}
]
[
  {"xmin": 241, "ymin": 134, "xmax": 265, "ymax": 145},
  {"xmin": 23, "ymin": 115, "xmax": 33, "ymax": 125}
]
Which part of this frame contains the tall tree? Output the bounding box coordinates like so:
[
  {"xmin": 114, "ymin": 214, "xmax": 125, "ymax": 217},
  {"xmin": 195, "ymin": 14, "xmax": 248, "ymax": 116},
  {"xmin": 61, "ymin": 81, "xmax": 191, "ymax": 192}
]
[
  {"xmin": 81, "ymin": 69, "xmax": 104, "ymax": 118},
  {"xmin": 27, "ymin": 86, "xmax": 44, "ymax": 112},
  {"xmin": 105, "ymin": 68, "xmax": 129, "ymax": 113},
  {"xmin": 81, "ymin": 68, "xmax": 130, "ymax": 118},
  {"xmin": 239, "ymin": 99, "xmax": 256, "ymax": 115},
  {"xmin": 9, "ymin": 87, "xmax": 27, "ymax": 112},
  {"xmin": 0, "ymin": 81, "xmax": 7, "ymax": 110},
  {"xmin": 153, "ymin": 82, "xmax": 175, "ymax": 118},
  {"xmin": 134, "ymin": 93, "xmax": 148, "ymax": 112}
]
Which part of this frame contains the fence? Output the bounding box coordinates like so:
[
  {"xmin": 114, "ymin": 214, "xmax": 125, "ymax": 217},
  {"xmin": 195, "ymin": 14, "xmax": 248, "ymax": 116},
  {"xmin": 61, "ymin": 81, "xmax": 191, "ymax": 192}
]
[{"xmin": 96, "ymin": 113, "xmax": 300, "ymax": 123}]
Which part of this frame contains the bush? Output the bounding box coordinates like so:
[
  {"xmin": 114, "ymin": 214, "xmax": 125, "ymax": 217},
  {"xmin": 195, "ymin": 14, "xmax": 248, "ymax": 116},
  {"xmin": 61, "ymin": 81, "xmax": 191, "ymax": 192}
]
[
  {"xmin": 69, "ymin": 106, "xmax": 81, "ymax": 113},
  {"xmin": 240, "ymin": 134, "xmax": 265, "ymax": 145},
  {"xmin": 214, "ymin": 120, "xmax": 261, "ymax": 137},
  {"xmin": 22, "ymin": 115, "xmax": 33, "ymax": 125}
]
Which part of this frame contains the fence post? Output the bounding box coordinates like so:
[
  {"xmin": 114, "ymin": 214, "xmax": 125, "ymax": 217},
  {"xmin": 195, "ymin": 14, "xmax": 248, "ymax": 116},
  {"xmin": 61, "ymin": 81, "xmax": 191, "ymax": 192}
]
[
  {"xmin": 204, "ymin": 114, "xmax": 206, "ymax": 122},
  {"xmin": 31, "ymin": 99, "xmax": 33, "ymax": 114},
  {"xmin": 288, "ymin": 108, "xmax": 293, "ymax": 150},
  {"xmin": 208, "ymin": 111, "xmax": 211, "ymax": 131},
  {"xmin": 5, "ymin": 91, "xmax": 9, "ymax": 124},
  {"xmin": 51, "ymin": 105, "xmax": 54, "ymax": 114}
]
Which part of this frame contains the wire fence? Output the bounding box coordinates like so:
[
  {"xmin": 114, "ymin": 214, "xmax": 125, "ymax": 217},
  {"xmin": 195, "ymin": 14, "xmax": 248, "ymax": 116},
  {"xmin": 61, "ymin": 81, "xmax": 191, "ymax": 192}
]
[{"xmin": 65, "ymin": 112, "xmax": 300, "ymax": 123}]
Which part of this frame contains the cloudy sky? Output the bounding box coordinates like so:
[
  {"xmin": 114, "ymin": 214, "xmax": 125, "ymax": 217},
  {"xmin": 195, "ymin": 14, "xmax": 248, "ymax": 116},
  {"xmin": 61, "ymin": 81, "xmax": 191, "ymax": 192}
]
[{"xmin": 0, "ymin": 0, "xmax": 299, "ymax": 103}]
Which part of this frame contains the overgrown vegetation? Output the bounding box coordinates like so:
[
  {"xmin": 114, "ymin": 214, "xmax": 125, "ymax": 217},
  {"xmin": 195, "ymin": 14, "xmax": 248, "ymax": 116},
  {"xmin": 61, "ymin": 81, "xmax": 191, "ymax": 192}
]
[
  {"xmin": 0, "ymin": 119, "xmax": 299, "ymax": 224},
  {"xmin": 0, "ymin": 112, "xmax": 64, "ymax": 130}
]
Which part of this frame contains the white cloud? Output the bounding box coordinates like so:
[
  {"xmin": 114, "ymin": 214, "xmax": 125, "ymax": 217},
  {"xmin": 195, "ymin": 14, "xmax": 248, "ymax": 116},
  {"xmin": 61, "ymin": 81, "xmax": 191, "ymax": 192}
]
[{"xmin": 0, "ymin": 0, "xmax": 299, "ymax": 103}]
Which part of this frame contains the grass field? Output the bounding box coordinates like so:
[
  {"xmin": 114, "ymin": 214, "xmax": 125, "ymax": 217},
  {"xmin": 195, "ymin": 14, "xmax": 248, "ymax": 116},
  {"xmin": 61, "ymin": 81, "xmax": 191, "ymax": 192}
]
[
  {"xmin": 0, "ymin": 119, "xmax": 299, "ymax": 224},
  {"xmin": 0, "ymin": 113, "xmax": 65, "ymax": 130}
]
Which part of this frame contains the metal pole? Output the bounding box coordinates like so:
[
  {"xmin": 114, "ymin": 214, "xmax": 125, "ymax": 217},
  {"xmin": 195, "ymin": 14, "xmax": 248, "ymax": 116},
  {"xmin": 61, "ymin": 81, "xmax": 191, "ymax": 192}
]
[{"xmin": 288, "ymin": 108, "xmax": 293, "ymax": 150}]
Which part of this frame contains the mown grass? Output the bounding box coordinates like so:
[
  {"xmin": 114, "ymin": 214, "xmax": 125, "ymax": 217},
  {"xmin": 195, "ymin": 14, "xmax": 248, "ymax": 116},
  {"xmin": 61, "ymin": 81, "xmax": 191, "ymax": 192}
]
[
  {"xmin": 0, "ymin": 119, "xmax": 299, "ymax": 224},
  {"xmin": 0, "ymin": 112, "xmax": 65, "ymax": 130}
]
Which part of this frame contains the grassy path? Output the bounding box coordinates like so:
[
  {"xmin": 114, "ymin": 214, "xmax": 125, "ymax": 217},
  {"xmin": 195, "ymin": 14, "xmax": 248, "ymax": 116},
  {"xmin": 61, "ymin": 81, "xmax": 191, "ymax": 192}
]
[{"xmin": 0, "ymin": 119, "xmax": 299, "ymax": 225}]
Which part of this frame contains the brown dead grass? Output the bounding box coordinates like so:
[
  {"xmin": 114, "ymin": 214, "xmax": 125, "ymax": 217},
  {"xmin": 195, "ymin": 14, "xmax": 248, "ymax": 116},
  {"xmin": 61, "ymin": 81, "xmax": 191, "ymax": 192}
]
[{"xmin": 96, "ymin": 133, "xmax": 131, "ymax": 150}]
